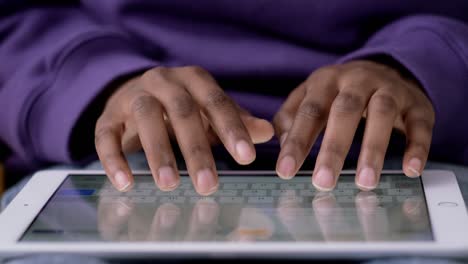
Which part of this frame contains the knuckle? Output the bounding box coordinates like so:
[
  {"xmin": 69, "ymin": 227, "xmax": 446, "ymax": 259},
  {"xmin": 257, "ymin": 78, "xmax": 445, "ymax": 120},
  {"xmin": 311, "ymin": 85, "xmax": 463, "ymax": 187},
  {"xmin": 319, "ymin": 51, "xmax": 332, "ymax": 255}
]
[
  {"xmin": 204, "ymin": 89, "xmax": 232, "ymax": 110},
  {"xmin": 218, "ymin": 124, "xmax": 245, "ymax": 139},
  {"xmin": 310, "ymin": 65, "xmax": 340, "ymax": 80},
  {"xmin": 285, "ymin": 136, "xmax": 308, "ymax": 155},
  {"xmin": 94, "ymin": 125, "xmax": 118, "ymax": 148},
  {"xmin": 142, "ymin": 67, "xmax": 170, "ymax": 83},
  {"xmin": 130, "ymin": 95, "xmax": 158, "ymax": 117},
  {"xmin": 182, "ymin": 65, "xmax": 209, "ymax": 77},
  {"xmin": 408, "ymin": 141, "xmax": 430, "ymax": 155},
  {"xmin": 185, "ymin": 144, "xmax": 212, "ymax": 164},
  {"xmin": 412, "ymin": 118, "xmax": 434, "ymax": 134},
  {"xmin": 370, "ymin": 94, "xmax": 398, "ymax": 114},
  {"xmin": 363, "ymin": 143, "xmax": 386, "ymax": 160},
  {"xmin": 169, "ymin": 93, "xmax": 196, "ymax": 119},
  {"xmin": 332, "ymin": 92, "xmax": 365, "ymax": 114},
  {"xmin": 101, "ymin": 153, "xmax": 123, "ymax": 165},
  {"xmin": 321, "ymin": 141, "xmax": 346, "ymax": 159},
  {"xmin": 297, "ymin": 101, "xmax": 328, "ymax": 121}
]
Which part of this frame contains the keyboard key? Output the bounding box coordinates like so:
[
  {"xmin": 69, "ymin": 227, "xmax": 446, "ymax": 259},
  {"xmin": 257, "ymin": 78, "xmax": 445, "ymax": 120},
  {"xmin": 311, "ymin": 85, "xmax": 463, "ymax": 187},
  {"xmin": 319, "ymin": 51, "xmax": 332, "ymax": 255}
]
[
  {"xmin": 190, "ymin": 197, "xmax": 216, "ymax": 203},
  {"xmin": 278, "ymin": 196, "xmax": 304, "ymax": 204},
  {"xmin": 214, "ymin": 190, "xmax": 238, "ymax": 196},
  {"xmin": 248, "ymin": 196, "xmax": 274, "ymax": 203},
  {"xmin": 160, "ymin": 196, "xmax": 186, "ymax": 203},
  {"xmin": 138, "ymin": 182, "xmax": 156, "ymax": 189},
  {"xmin": 153, "ymin": 190, "xmax": 181, "ymax": 196},
  {"xmin": 388, "ymin": 189, "xmax": 412, "ymax": 196},
  {"xmin": 271, "ymin": 190, "xmax": 296, "ymax": 196},
  {"xmin": 131, "ymin": 196, "xmax": 157, "ymax": 203},
  {"xmin": 184, "ymin": 190, "xmax": 198, "ymax": 196},
  {"xmin": 251, "ymin": 183, "xmax": 277, "ymax": 189},
  {"xmin": 299, "ymin": 190, "xmax": 316, "ymax": 196},
  {"xmin": 280, "ymin": 183, "xmax": 305, "ymax": 190},
  {"xmin": 219, "ymin": 197, "xmax": 245, "ymax": 203},
  {"xmin": 98, "ymin": 189, "xmax": 121, "ymax": 196},
  {"xmin": 337, "ymin": 182, "xmax": 355, "ymax": 189},
  {"xmin": 337, "ymin": 196, "xmax": 354, "ymax": 203},
  {"xmin": 125, "ymin": 189, "xmax": 152, "ymax": 196},
  {"xmin": 178, "ymin": 183, "xmax": 193, "ymax": 189},
  {"xmin": 376, "ymin": 195, "xmax": 393, "ymax": 203},
  {"xmin": 223, "ymin": 183, "xmax": 248, "ymax": 189},
  {"xmin": 333, "ymin": 189, "xmax": 354, "ymax": 196},
  {"xmin": 378, "ymin": 182, "xmax": 390, "ymax": 189},
  {"xmin": 242, "ymin": 190, "xmax": 267, "ymax": 196}
]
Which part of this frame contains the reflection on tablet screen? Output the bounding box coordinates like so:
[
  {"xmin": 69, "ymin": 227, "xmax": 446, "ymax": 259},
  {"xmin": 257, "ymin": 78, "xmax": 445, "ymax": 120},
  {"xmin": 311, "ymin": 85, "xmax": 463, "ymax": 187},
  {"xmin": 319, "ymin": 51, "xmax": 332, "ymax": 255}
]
[{"xmin": 20, "ymin": 173, "xmax": 432, "ymax": 242}]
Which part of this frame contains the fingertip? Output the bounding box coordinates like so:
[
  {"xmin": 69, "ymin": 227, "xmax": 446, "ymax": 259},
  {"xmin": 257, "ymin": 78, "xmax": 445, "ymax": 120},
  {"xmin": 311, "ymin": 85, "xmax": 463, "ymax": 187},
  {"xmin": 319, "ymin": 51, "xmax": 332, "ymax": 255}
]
[
  {"xmin": 235, "ymin": 140, "xmax": 256, "ymax": 165},
  {"xmin": 114, "ymin": 170, "xmax": 133, "ymax": 192},
  {"xmin": 244, "ymin": 117, "xmax": 275, "ymax": 144},
  {"xmin": 404, "ymin": 157, "xmax": 422, "ymax": 178}
]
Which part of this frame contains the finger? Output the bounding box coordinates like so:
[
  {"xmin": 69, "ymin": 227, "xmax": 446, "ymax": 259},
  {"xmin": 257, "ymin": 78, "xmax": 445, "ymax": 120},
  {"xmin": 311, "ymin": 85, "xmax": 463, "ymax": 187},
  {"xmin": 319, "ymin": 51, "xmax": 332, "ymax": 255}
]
[
  {"xmin": 402, "ymin": 108, "xmax": 434, "ymax": 177},
  {"xmin": 95, "ymin": 118, "xmax": 133, "ymax": 192},
  {"xmin": 312, "ymin": 91, "xmax": 368, "ymax": 191},
  {"xmin": 273, "ymin": 84, "xmax": 306, "ymax": 146},
  {"xmin": 129, "ymin": 93, "xmax": 180, "ymax": 191},
  {"xmin": 276, "ymin": 71, "xmax": 338, "ymax": 179},
  {"xmin": 356, "ymin": 92, "xmax": 399, "ymax": 191},
  {"xmin": 180, "ymin": 66, "xmax": 256, "ymax": 165},
  {"xmin": 141, "ymin": 69, "xmax": 218, "ymax": 195}
]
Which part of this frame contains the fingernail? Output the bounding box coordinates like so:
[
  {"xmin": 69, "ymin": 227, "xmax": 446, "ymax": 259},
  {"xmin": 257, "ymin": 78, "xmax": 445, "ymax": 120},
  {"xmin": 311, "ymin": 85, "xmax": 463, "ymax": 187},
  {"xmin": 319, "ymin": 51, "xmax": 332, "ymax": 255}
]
[
  {"xmin": 114, "ymin": 171, "xmax": 131, "ymax": 192},
  {"xmin": 197, "ymin": 169, "xmax": 218, "ymax": 195},
  {"xmin": 158, "ymin": 166, "xmax": 179, "ymax": 190},
  {"xmin": 277, "ymin": 155, "xmax": 296, "ymax": 179},
  {"xmin": 357, "ymin": 167, "xmax": 377, "ymax": 190},
  {"xmin": 280, "ymin": 133, "xmax": 288, "ymax": 146},
  {"xmin": 313, "ymin": 167, "xmax": 335, "ymax": 191},
  {"xmin": 235, "ymin": 140, "xmax": 255, "ymax": 163},
  {"xmin": 407, "ymin": 158, "xmax": 422, "ymax": 177}
]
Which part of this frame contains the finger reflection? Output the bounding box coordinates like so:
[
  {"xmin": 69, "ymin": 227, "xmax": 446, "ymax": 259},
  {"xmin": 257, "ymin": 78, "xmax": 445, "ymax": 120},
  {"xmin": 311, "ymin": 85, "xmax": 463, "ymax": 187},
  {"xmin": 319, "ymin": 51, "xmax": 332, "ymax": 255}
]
[
  {"xmin": 185, "ymin": 198, "xmax": 220, "ymax": 241},
  {"xmin": 312, "ymin": 192, "xmax": 354, "ymax": 241},
  {"xmin": 276, "ymin": 189, "xmax": 321, "ymax": 241},
  {"xmin": 228, "ymin": 207, "xmax": 274, "ymax": 241},
  {"xmin": 355, "ymin": 191, "xmax": 390, "ymax": 241},
  {"xmin": 148, "ymin": 202, "xmax": 181, "ymax": 241},
  {"xmin": 97, "ymin": 196, "xmax": 134, "ymax": 241}
]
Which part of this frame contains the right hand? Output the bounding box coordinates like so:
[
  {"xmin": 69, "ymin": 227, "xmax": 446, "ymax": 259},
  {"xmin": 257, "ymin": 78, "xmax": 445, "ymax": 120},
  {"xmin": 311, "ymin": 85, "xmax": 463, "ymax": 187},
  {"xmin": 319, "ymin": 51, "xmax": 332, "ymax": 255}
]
[{"xmin": 95, "ymin": 66, "xmax": 274, "ymax": 195}]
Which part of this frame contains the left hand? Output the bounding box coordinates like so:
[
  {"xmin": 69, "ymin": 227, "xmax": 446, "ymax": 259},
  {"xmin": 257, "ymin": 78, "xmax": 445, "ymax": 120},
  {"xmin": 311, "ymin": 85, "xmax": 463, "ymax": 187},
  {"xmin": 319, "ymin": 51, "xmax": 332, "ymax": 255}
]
[{"xmin": 273, "ymin": 60, "xmax": 435, "ymax": 191}]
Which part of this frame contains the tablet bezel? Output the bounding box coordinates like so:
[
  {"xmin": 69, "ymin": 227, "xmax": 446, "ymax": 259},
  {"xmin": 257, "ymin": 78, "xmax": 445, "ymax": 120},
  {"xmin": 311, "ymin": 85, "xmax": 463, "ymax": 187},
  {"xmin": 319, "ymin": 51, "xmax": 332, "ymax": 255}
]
[{"xmin": 0, "ymin": 169, "xmax": 467, "ymax": 259}]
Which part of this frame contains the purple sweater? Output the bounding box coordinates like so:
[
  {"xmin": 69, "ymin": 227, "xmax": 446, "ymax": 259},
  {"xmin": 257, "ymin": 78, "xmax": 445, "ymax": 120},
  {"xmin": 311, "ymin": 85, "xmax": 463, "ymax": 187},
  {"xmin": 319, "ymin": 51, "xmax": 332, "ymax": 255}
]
[{"xmin": 1, "ymin": 1, "xmax": 468, "ymax": 173}]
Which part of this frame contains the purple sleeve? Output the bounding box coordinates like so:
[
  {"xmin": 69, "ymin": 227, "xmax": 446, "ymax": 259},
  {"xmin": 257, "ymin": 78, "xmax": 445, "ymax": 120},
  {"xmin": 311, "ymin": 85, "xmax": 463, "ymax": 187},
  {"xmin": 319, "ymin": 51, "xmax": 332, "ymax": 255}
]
[
  {"xmin": 0, "ymin": 6, "xmax": 157, "ymax": 170},
  {"xmin": 339, "ymin": 15, "xmax": 468, "ymax": 164}
]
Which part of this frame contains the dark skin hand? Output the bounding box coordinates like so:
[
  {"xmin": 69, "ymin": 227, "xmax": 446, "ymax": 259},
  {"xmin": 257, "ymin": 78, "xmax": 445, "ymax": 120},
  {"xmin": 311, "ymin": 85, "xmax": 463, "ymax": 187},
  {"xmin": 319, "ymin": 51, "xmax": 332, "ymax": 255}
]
[
  {"xmin": 274, "ymin": 60, "xmax": 434, "ymax": 191},
  {"xmin": 96, "ymin": 61, "xmax": 435, "ymax": 194},
  {"xmin": 95, "ymin": 66, "xmax": 274, "ymax": 195}
]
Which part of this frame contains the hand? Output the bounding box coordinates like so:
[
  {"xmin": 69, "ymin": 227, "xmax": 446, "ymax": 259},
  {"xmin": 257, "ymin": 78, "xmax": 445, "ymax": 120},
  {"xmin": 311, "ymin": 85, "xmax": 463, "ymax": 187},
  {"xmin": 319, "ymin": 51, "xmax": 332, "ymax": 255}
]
[
  {"xmin": 274, "ymin": 60, "xmax": 435, "ymax": 191},
  {"xmin": 95, "ymin": 66, "xmax": 274, "ymax": 195}
]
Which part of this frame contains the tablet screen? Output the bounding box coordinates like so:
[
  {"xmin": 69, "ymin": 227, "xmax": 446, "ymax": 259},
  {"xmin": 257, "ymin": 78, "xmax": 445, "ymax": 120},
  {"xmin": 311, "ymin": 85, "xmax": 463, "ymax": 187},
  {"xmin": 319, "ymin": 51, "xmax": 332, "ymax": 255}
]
[{"xmin": 20, "ymin": 173, "xmax": 432, "ymax": 242}]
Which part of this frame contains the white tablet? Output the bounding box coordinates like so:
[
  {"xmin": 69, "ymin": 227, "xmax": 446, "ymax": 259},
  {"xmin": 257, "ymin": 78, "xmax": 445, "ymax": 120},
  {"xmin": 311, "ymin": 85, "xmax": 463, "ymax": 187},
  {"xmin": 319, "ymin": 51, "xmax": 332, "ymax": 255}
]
[{"xmin": 0, "ymin": 170, "xmax": 467, "ymax": 260}]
